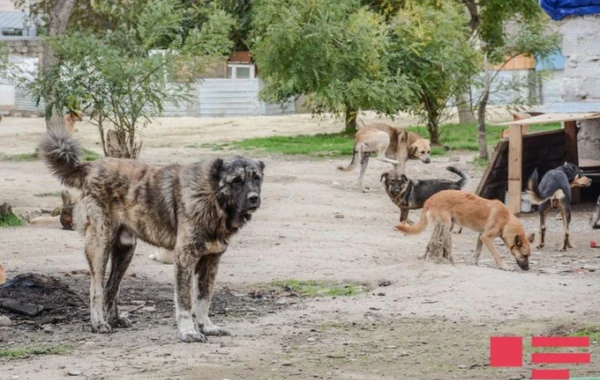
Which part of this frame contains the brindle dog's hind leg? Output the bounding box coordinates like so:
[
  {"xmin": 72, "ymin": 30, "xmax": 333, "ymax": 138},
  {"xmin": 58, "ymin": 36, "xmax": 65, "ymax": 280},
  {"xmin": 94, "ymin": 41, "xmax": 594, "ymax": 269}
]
[
  {"xmin": 84, "ymin": 219, "xmax": 113, "ymax": 334},
  {"xmin": 537, "ymin": 201, "xmax": 551, "ymax": 249},
  {"xmin": 559, "ymin": 200, "xmax": 573, "ymax": 251},
  {"xmin": 105, "ymin": 229, "xmax": 136, "ymax": 328},
  {"xmin": 193, "ymin": 253, "xmax": 230, "ymax": 336}
]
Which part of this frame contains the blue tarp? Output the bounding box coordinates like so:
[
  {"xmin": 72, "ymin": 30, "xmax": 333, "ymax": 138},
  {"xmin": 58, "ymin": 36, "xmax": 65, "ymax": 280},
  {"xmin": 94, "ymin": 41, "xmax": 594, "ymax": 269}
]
[{"xmin": 540, "ymin": 0, "xmax": 600, "ymax": 20}]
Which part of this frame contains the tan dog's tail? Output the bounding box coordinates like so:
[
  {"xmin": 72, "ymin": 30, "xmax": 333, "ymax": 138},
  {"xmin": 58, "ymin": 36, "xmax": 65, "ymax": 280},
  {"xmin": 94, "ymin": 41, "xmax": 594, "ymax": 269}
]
[
  {"xmin": 396, "ymin": 207, "xmax": 429, "ymax": 235},
  {"xmin": 38, "ymin": 128, "xmax": 89, "ymax": 189},
  {"xmin": 338, "ymin": 142, "xmax": 359, "ymax": 172}
]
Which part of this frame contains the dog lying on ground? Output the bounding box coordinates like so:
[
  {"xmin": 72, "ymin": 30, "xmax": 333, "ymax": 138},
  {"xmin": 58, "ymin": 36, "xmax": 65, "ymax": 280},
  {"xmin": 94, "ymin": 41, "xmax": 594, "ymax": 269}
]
[
  {"xmin": 64, "ymin": 110, "xmax": 83, "ymax": 133},
  {"xmin": 591, "ymin": 194, "xmax": 600, "ymax": 229},
  {"xmin": 0, "ymin": 263, "xmax": 6, "ymax": 285},
  {"xmin": 381, "ymin": 166, "xmax": 468, "ymax": 224},
  {"xmin": 395, "ymin": 190, "xmax": 534, "ymax": 271},
  {"xmin": 527, "ymin": 162, "xmax": 592, "ymax": 251},
  {"xmin": 150, "ymin": 248, "xmax": 175, "ymax": 264},
  {"xmin": 39, "ymin": 128, "xmax": 265, "ymax": 343},
  {"xmin": 338, "ymin": 123, "xmax": 431, "ymax": 191}
]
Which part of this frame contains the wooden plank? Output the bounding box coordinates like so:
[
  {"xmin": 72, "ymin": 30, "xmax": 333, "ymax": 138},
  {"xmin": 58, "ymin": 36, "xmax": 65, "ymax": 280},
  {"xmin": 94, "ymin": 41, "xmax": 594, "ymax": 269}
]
[
  {"xmin": 492, "ymin": 112, "xmax": 600, "ymax": 126},
  {"xmin": 564, "ymin": 120, "xmax": 581, "ymax": 204},
  {"xmin": 508, "ymin": 124, "xmax": 523, "ymax": 214}
]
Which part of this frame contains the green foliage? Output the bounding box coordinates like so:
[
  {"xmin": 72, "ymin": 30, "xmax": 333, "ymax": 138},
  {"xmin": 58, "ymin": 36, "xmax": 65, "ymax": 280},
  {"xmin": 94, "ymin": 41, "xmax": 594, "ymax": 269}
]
[
  {"xmin": 0, "ymin": 344, "xmax": 72, "ymax": 359},
  {"xmin": 0, "ymin": 212, "xmax": 23, "ymax": 228},
  {"xmin": 82, "ymin": 148, "xmax": 102, "ymax": 162},
  {"xmin": 389, "ymin": 2, "xmax": 479, "ymax": 144},
  {"xmin": 22, "ymin": 0, "xmax": 234, "ymax": 159},
  {"xmin": 251, "ymin": 0, "xmax": 412, "ymax": 131},
  {"xmin": 268, "ymin": 280, "xmax": 366, "ymax": 297}
]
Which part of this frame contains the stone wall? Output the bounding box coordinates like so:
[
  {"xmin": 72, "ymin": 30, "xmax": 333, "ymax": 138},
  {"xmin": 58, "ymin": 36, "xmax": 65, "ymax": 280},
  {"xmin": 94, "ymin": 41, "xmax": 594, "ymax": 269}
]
[
  {"xmin": 559, "ymin": 14, "xmax": 600, "ymax": 161},
  {"xmin": 1, "ymin": 38, "xmax": 43, "ymax": 59}
]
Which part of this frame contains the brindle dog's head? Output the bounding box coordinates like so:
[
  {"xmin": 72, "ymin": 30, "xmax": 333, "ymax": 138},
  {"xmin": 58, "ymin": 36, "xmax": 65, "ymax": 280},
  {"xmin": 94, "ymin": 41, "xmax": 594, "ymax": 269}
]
[
  {"xmin": 381, "ymin": 171, "xmax": 410, "ymax": 205},
  {"xmin": 212, "ymin": 156, "xmax": 265, "ymax": 230}
]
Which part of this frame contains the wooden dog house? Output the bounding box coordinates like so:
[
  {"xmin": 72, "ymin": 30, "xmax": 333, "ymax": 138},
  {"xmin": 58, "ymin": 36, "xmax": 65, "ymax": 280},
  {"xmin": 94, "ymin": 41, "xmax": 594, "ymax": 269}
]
[{"xmin": 476, "ymin": 105, "xmax": 600, "ymax": 213}]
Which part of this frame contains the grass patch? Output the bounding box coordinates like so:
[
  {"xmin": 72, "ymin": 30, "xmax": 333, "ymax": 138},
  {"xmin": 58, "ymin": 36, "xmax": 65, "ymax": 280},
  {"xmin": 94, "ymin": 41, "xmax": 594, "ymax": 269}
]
[
  {"xmin": 34, "ymin": 191, "xmax": 61, "ymax": 198},
  {"xmin": 4, "ymin": 152, "xmax": 39, "ymax": 162},
  {"xmin": 82, "ymin": 148, "xmax": 102, "ymax": 162},
  {"xmin": 0, "ymin": 212, "xmax": 23, "ymax": 227},
  {"xmin": 405, "ymin": 122, "xmax": 561, "ymax": 154},
  {"xmin": 571, "ymin": 326, "xmax": 600, "ymax": 344},
  {"xmin": 267, "ymin": 279, "xmax": 366, "ymax": 297},
  {"xmin": 208, "ymin": 122, "xmax": 561, "ymax": 158},
  {"xmin": 0, "ymin": 344, "xmax": 72, "ymax": 360}
]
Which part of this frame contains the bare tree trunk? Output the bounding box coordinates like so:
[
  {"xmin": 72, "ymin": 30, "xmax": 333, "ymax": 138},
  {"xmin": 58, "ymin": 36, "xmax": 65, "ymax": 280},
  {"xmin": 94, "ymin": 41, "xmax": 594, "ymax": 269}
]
[
  {"xmin": 41, "ymin": 0, "xmax": 76, "ymax": 130},
  {"xmin": 345, "ymin": 104, "xmax": 358, "ymax": 134},
  {"xmin": 421, "ymin": 223, "xmax": 454, "ymax": 263},
  {"xmin": 477, "ymin": 54, "xmax": 491, "ymax": 161},
  {"xmin": 423, "ymin": 96, "xmax": 441, "ymax": 145}
]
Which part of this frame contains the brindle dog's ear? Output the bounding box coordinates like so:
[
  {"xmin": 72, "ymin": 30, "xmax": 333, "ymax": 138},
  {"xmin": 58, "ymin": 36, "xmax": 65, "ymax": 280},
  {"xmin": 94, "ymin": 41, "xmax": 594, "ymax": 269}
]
[
  {"xmin": 258, "ymin": 160, "xmax": 265, "ymax": 171},
  {"xmin": 400, "ymin": 174, "xmax": 408, "ymax": 182},
  {"xmin": 380, "ymin": 172, "xmax": 389, "ymax": 182},
  {"xmin": 210, "ymin": 158, "xmax": 224, "ymax": 182}
]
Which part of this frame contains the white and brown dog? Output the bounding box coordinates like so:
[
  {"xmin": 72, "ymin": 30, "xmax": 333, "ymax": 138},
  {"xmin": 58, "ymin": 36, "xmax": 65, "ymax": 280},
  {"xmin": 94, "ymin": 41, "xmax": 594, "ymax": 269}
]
[{"xmin": 338, "ymin": 123, "xmax": 431, "ymax": 191}]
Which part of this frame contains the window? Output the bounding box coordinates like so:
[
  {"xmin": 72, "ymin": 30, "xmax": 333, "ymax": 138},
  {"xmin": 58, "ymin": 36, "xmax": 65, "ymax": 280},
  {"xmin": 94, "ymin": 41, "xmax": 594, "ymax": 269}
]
[{"xmin": 226, "ymin": 64, "xmax": 255, "ymax": 79}]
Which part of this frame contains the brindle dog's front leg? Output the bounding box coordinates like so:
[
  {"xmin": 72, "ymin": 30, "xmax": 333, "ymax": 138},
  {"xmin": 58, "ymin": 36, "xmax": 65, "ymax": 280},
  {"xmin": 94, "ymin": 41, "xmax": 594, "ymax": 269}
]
[
  {"xmin": 174, "ymin": 247, "xmax": 205, "ymax": 343},
  {"xmin": 193, "ymin": 253, "xmax": 230, "ymax": 336}
]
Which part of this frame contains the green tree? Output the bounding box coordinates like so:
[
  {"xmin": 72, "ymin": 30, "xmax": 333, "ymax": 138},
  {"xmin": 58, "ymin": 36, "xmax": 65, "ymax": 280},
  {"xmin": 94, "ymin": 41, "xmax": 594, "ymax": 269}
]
[
  {"xmin": 25, "ymin": 0, "xmax": 234, "ymax": 158},
  {"xmin": 388, "ymin": 2, "xmax": 479, "ymax": 145},
  {"xmin": 250, "ymin": 0, "xmax": 412, "ymax": 133},
  {"xmin": 458, "ymin": 0, "xmax": 559, "ymax": 160}
]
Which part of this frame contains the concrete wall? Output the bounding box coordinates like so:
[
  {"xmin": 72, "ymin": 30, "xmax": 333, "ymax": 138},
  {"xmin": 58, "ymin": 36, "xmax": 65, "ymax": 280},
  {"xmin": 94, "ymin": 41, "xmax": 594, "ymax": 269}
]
[{"xmin": 560, "ymin": 14, "xmax": 600, "ymax": 161}]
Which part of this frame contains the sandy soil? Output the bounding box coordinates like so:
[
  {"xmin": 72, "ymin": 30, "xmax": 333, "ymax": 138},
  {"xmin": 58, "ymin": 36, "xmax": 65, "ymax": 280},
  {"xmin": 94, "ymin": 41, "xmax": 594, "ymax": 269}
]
[{"xmin": 1, "ymin": 114, "xmax": 599, "ymax": 380}]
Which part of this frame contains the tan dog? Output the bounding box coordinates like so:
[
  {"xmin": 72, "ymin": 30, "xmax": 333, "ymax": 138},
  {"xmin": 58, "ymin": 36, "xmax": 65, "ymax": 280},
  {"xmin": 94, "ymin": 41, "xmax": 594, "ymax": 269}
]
[
  {"xmin": 396, "ymin": 190, "xmax": 534, "ymax": 271},
  {"xmin": 0, "ymin": 262, "xmax": 6, "ymax": 285},
  {"xmin": 149, "ymin": 248, "xmax": 175, "ymax": 264},
  {"xmin": 64, "ymin": 110, "xmax": 83, "ymax": 133},
  {"xmin": 338, "ymin": 123, "xmax": 431, "ymax": 191}
]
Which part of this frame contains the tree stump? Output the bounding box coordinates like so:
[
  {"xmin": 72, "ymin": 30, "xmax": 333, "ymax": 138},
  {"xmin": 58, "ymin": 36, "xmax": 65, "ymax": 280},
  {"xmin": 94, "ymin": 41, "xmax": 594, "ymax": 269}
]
[{"xmin": 420, "ymin": 223, "xmax": 454, "ymax": 264}]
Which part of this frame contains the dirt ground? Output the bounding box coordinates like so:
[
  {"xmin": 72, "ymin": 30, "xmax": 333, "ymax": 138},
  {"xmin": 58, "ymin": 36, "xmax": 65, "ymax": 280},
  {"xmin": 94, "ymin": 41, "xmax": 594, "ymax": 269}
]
[{"xmin": 1, "ymin": 114, "xmax": 599, "ymax": 380}]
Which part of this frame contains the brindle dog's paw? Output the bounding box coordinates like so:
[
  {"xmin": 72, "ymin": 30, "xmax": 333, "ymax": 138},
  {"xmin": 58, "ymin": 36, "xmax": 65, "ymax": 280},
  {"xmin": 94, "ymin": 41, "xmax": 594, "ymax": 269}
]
[
  {"xmin": 201, "ymin": 325, "xmax": 231, "ymax": 337},
  {"xmin": 108, "ymin": 315, "xmax": 132, "ymax": 329},
  {"xmin": 180, "ymin": 331, "xmax": 208, "ymax": 343},
  {"xmin": 91, "ymin": 321, "xmax": 112, "ymax": 334}
]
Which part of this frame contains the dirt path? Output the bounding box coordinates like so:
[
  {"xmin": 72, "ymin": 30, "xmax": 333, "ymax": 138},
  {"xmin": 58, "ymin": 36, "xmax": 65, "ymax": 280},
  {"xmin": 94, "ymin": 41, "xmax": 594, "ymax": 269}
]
[{"xmin": 1, "ymin": 115, "xmax": 599, "ymax": 380}]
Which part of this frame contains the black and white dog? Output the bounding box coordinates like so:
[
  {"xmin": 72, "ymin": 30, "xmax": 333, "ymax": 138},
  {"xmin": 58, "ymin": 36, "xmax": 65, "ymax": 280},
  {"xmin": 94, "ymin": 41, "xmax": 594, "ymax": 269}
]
[
  {"xmin": 381, "ymin": 166, "xmax": 468, "ymax": 224},
  {"xmin": 527, "ymin": 162, "xmax": 592, "ymax": 251}
]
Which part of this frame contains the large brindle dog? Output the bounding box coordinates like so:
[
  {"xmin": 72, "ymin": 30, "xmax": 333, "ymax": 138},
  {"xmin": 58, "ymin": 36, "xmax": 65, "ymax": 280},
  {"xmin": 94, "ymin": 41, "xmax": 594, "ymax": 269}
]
[{"xmin": 39, "ymin": 129, "xmax": 265, "ymax": 343}]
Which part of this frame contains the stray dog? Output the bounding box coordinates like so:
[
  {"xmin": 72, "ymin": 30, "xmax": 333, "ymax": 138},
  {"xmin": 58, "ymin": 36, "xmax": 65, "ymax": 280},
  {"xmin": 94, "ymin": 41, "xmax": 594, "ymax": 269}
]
[
  {"xmin": 39, "ymin": 128, "xmax": 265, "ymax": 343},
  {"xmin": 396, "ymin": 190, "xmax": 534, "ymax": 271},
  {"xmin": 527, "ymin": 162, "xmax": 591, "ymax": 251},
  {"xmin": 338, "ymin": 123, "xmax": 431, "ymax": 191},
  {"xmin": 590, "ymin": 194, "xmax": 600, "ymax": 229},
  {"xmin": 0, "ymin": 262, "xmax": 6, "ymax": 285},
  {"xmin": 64, "ymin": 110, "xmax": 83, "ymax": 133},
  {"xmin": 381, "ymin": 166, "xmax": 468, "ymax": 224}
]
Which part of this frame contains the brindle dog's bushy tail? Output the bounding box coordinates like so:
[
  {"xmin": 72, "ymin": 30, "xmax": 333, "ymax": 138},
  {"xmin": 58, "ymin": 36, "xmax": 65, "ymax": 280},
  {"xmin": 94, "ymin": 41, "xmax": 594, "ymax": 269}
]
[
  {"xmin": 446, "ymin": 166, "xmax": 468, "ymax": 189},
  {"xmin": 38, "ymin": 128, "xmax": 88, "ymax": 188},
  {"xmin": 338, "ymin": 142, "xmax": 358, "ymax": 172}
]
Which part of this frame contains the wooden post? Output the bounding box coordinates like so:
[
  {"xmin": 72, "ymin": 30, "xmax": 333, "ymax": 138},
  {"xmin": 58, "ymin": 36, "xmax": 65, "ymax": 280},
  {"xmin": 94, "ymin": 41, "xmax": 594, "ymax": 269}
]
[
  {"xmin": 564, "ymin": 120, "xmax": 580, "ymax": 204},
  {"xmin": 508, "ymin": 124, "xmax": 523, "ymax": 214}
]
